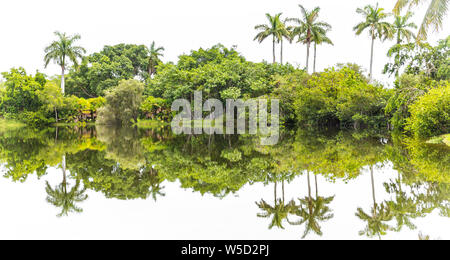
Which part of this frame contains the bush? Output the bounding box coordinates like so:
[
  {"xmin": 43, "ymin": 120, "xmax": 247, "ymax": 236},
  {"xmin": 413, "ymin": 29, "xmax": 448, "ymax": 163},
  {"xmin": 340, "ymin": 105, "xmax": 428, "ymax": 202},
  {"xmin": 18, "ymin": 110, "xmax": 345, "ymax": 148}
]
[
  {"xmin": 406, "ymin": 83, "xmax": 450, "ymax": 138},
  {"xmin": 292, "ymin": 66, "xmax": 390, "ymax": 129},
  {"xmin": 97, "ymin": 79, "xmax": 144, "ymax": 125}
]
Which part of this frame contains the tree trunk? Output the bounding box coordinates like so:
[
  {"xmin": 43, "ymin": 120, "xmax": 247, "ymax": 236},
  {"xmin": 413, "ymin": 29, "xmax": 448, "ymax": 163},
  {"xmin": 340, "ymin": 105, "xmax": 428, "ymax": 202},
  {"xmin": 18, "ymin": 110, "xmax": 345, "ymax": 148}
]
[
  {"xmin": 315, "ymin": 174, "xmax": 318, "ymax": 199},
  {"xmin": 313, "ymin": 43, "xmax": 317, "ymax": 73},
  {"xmin": 61, "ymin": 66, "xmax": 65, "ymax": 95},
  {"xmin": 274, "ymin": 181, "xmax": 277, "ymax": 205},
  {"xmin": 370, "ymin": 165, "xmax": 376, "ymax": 209},
  {"xmin": 55, "ymin": 107, "xmax": 58, "ymax": 123},
  {"xmin": 280, "ymin": 39, "xmax": 283, "ymax": 65},
  {"xmin": 306, "ymin": 41, "xmax": 311, "ymax": 73},
  {"xmin": 369, "ymin": 37, "xmax": 375, "ymax": 82},
  {"xmin": 272, "ymin": 36, "xmax": 276, "ymax": 64},
  {"xmin": 307, "ymin": 171, "xmax": 311, "ymax": 200}
]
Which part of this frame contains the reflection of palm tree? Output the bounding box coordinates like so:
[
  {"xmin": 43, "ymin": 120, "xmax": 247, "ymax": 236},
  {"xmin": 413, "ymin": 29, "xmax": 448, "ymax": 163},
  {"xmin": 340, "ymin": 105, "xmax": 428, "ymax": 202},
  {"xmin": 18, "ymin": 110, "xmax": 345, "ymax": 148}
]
[
  {"xmin": 384, "ymin": 174, "xmax": 420, "ymax": 231},
  {"xmin": 289, "ymin": 171, "xmax": 334, "ymax": 238},
  {"xmin": 148, "ymin": 167, "xmax": 165, "ymax": 201},
  {"xmin": 45, "ymin": 155, "xmax": 88, "ymax": 217},
  {"xmin": 355, "ymin": 166, "xmax": 393, "ymax": 239},
  {"xmin": 256, "ymin": 180, "xmax": 297, "ymax": 229}
]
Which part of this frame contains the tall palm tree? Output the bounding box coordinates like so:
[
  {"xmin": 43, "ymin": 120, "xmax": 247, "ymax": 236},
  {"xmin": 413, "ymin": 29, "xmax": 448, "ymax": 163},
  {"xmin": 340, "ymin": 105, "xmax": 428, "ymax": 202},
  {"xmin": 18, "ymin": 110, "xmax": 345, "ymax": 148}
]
[
  {"xmin": 394, "ymin": 0, "xmax": 449, "ymax": 41},
  {"xmin": 393, "ymin": 12, "xmax": 418, "ymax": 45},
  {"xmin": 288, "ymin": 5, "xmax": 331, "ymax": 73},
  {"xmin": 387, "ymin": 12, "xmax": 418, "ymax": 77},
  {"xmin": 44, "ymin": 31, "xmax": 86, "ymax": 94},
  {"xmin": 355, "ymin": 166, "xmax": 394, "ymax": 239},
  {"xmin": 45, "ymin": 155, "xmax": 88, "ymax": 217},
  {"xmin": 288, "ymin": 171, "xmax": 334, "ymax": 238},
  {"xmin": 279, "ymin": 20, "xmax": 293, "ymax": 65},
  {"xmin": 354, "ymin": 4, "xmax": 393, "ymax": 81},
  {"xmin": 254, "ymin": 13, "xmax": 285, "ymax": 64},
  {"xmin": 311, "ymin": 27, "xmax": 333, "ymax": 73},
  {"xmin": 148, "ymin": 41, "xmax": 165, "ymax": 76}
]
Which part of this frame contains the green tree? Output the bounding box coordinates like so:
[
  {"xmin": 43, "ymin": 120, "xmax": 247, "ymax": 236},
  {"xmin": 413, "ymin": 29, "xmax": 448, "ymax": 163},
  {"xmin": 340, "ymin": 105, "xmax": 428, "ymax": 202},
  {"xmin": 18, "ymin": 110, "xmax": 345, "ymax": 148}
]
[
  {"xmin": 37, "ymin": 82, "xmax": 64, "ymax": 122},
  {"xmin": 394, "ymin": 0, "xmax": 449, "ymax": 40},
  {"xmin": 354, "ymin": 4, "xmax": 393, "ymax": 81},
  {"xmin": 288, "ymin": 5, "xmax": 331, "ymax": 73},
  {"xmin": 44, "ymin": 31, "xmax": 86, "ymax": 94},
  {"xmin": 66, "ymin": 44, "xmax": 149, "ymax": 97},
  {"xmin": 97, "ymin": 79, "xmax": 144, "ymax": 125},
  {"xmin": 406, "ymin": 83, "xmax": 449, "ymax": 138},
  {"xmin": 148, "ymin": 41, "xmax": 165, "ymax": 76},
  {"xmin": 254, "ymin": 13, "xmax": 285, "ymax": 64}
]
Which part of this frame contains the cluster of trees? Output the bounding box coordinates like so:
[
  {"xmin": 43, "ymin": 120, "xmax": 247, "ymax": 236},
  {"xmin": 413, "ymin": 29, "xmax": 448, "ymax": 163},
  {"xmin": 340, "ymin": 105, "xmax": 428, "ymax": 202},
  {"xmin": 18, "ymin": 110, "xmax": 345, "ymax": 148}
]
[
  {"xmin": 0, "ymin": 1, "xmax": 448, "ymax": 139},
  {"xmin": 0, "ymin": 68, "xmax": 105, "ymax": 125}
]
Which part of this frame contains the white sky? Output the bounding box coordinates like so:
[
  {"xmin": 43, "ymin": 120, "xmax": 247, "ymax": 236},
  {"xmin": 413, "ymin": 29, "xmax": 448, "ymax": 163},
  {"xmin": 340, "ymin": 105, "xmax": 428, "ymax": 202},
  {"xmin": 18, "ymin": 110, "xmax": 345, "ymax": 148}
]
[{"xmin": 0, "ymin": 0, "xmax": 449, "ymax": 86}]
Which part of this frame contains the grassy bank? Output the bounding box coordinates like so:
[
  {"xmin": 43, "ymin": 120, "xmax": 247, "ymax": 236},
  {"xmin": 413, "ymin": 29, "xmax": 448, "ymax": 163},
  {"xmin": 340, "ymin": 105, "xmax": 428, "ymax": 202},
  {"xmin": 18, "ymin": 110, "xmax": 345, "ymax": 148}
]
[
  {"xmin": 427, "ymin": 134, "xmax": 450, "ymax": 147},
  {"xmin": 134, "ymin": 119, "xmax": 168, "ymax": 129},
  {"xmin": 0, "ymin": 119, "xmax": 25, "ymax": 132}
]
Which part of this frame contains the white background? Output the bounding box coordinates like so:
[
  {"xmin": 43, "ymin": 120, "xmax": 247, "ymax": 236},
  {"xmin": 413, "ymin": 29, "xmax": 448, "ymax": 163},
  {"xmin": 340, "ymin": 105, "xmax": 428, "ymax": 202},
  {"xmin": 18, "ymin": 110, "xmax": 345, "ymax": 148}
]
[{"xmin": 0, "ymin": 0, "xmax": 449, "ymax": 86}]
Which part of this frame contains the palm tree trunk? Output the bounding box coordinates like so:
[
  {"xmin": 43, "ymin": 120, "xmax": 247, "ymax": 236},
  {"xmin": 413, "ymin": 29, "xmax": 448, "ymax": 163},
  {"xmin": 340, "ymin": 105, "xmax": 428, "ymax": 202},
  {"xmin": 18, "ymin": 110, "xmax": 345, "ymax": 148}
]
[
  {"xmin": 315, "ymin": 174, "xmax": 318, "ymax": 199},
  {"xmin": 55, "ymin": 107, "xmax": 58, "ymax": 123},
  {"xmin": 274, "ymin": 181, "xmax": 277, "ymax": 205},
  {"xmin": 282, "ymin": 180, "xmax": 285, "ymax": 204},
  {"xmin": 307, "ymin": 171, "xmax": 311, "ymax": 200},
  {"xmin": 272, "ymin": 36, "xmax": 276, "ymax": 64},
  {"xmin": 62, "ymin": 154, "xmax": 67, "ymax": 192},
  {"xmin": 280, "ymin": 39, "xmax": 283, "ymax": 65},
  {"xmin": 313, "ymin": 43, "xmax": 317, "ymax": 73},
  {"xmin": 370, "ymin": 165, "xmax": 376, "ymax": 208},
  {"xmin": 61, "ymin": 66, "xmax": 65, "ymax": 95},
  {"xmin": 306, "ymin": 42, "xmax": 311, "ymax": 73},
  {"xmin": 369, "ymin": 37, "xmax": 375, "ymax": 81}
]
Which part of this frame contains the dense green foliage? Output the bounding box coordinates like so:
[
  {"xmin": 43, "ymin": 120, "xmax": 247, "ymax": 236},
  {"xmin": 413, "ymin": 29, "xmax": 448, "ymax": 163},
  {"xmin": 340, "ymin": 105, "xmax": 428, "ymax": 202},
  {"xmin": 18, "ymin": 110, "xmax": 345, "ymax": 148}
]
[
  {"xmin": 146, "ymin": 44, "xmax": 293, "ymax": 103},
  {"xmin": 66, "ymin": 44, "xmax": 150, "ymax": 98},
  {"xmin": 407, "ymin": 83, "xmax": 449, "ymax": 138},
  {"xmin": 273, "ymin": 66, "xmax": 391, "ymax": 128},
  {"xmin": 97, "ymin": 79, "xmax": 144, "ymax": 125}
]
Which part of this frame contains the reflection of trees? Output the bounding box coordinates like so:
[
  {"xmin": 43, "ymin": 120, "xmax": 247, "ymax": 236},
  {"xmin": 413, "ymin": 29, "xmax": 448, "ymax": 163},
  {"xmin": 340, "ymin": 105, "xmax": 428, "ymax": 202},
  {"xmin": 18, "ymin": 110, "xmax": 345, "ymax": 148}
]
[
  {"xmin": 256, "ymin": 178, "xmax": 297, "ymax": 229},
  {"xmin": 383, "ymin": 173, "xmax": 420, "ymax": 232},
  {"xmin": 45, "ymin": 155, "xmax": 88, "ymax": 217},
  {"xmin": 355, "ymin": 165, "xmax": 394, "ymax": 239},
  {"xmin": 289, "ymin": 171, "xmax": 334, "ymax": 238}
]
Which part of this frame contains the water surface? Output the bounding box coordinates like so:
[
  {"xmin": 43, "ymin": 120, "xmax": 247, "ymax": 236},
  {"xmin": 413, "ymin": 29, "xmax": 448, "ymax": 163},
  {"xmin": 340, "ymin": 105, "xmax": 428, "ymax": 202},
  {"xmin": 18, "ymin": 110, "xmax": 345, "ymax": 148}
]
[{"xmin": 0, "ymin": 126, "xmax": 448, "ymax": 239}]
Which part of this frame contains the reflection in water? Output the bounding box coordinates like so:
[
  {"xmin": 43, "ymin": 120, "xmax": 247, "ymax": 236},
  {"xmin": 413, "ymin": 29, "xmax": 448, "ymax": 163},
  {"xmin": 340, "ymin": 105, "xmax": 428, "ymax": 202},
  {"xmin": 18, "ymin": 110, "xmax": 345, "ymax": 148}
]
[{"xmin": 0, "ymin": 125, "xmax": 448, "ymax": 239}]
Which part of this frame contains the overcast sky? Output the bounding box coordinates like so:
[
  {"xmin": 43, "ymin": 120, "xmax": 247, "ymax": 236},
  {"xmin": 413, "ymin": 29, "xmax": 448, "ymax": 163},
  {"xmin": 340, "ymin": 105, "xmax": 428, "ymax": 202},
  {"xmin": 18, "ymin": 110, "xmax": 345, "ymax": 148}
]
[{"xmin": 0, "ymin": 0, "xmax": 449, "ymax": 86}]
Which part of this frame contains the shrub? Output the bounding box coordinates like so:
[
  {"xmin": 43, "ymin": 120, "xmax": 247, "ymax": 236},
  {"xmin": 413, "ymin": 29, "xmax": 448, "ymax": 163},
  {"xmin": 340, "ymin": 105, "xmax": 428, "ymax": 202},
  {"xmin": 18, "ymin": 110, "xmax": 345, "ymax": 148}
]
[
  {"xmin": 406, "ymin": 83, "xmax": 450, "ymax": 138},
  {"xmin": 97, "ymin": 79, "xmax": 144, "ymax": 125}
]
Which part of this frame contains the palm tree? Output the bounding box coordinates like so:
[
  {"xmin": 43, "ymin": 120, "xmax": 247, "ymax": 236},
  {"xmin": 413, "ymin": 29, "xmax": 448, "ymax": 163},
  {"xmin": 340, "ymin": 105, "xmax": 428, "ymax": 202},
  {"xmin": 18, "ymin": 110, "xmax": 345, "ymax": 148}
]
[
  {"xmin": 394, "ymin": 0, "xmax": 449, "ymax": 41},
  {"xmin": 312, "ymin": 27, "xmax": 333, "ymax": 73},
  {"xmin": 355, "ymin": 165, "xmax": 394, "ymax": 239},
  {"xmin": 279, "ymin": 19, "xmax": 294, "ymax": 65},
  {"xmin": 288, "ymin": 5, "xmax": 331, "ymax": 73},
  {"xmin": 148, "ymin": 41, "xmax": 165, "ymax": 76},
  {"xmin": 254, "ymin": 13, "xmax": 285, "ymax": 64},
  {"xmin": 44, "ymin": 31, "xmax": 86, "ymax": 94},
  {"xmin": 393, "ymin": 12, "xmax": 418, "ymax": 45},
  {"xmin": 288, "ymin": 171, "xmax": 334, "ymax": 238},
  {"xmin": 354, "ymin": 4, "xmax": 393, "ymax": 81},
  {"xmin": 45, "ymin": 155, "xmax": 88, "ymax": 217}
]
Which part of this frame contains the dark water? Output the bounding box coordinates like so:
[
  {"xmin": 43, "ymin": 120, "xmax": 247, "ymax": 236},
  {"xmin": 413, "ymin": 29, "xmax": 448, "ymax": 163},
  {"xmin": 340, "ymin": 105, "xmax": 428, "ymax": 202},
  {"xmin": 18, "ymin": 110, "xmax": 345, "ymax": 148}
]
[{"xmin": 0, "ymin": 126, "xmax": 448, "ymax": 239}]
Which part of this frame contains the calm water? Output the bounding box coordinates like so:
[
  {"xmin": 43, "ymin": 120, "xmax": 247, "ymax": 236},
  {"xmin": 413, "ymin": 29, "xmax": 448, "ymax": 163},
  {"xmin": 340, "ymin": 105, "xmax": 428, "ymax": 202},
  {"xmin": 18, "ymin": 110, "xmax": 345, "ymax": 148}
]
[{"xmin": 0, "ymin": 126, "xmax": 448, "ymax": 240}]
